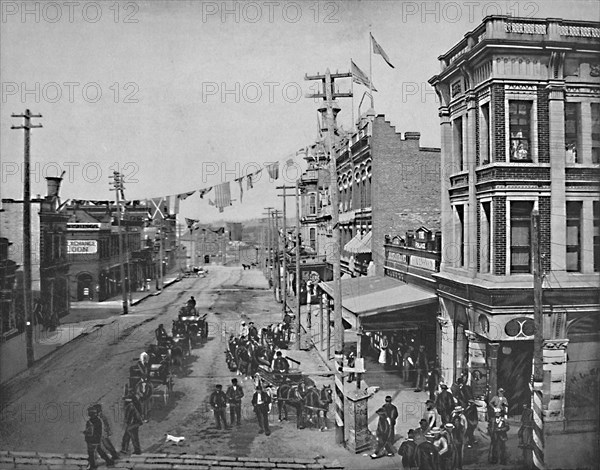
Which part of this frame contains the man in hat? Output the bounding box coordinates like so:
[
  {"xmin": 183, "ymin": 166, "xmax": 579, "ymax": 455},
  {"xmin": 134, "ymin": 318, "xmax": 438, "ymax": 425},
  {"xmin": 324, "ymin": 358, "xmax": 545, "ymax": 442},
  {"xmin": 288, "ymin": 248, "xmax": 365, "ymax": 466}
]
[
  {"xmin": 155, "ymin": 323, "xmax": 170, "ymax": 346},
  {"xmin": 426, "ymin": 360, "xmax": 441, "ymax": 401},
  {"xmin": 382, "ymin": 396, "xmax": 399, "ymax": 442},
  {"xmin": 423, "ymin": 399, "xmax": 439, "ymax": 431},
  {"xmin": 209, "ymin": 384, "xmax": 229, "ymax": 430},
  {"xmin": 346, "ymin": 349, "xmax": 356, "ymax": 383},
  {"xmin": 436, "ymin": 383, "xmax": 455, "ymax": 425},
  {"xmin": 450, "ymin": 406, "xmax": 467, "ymax": 469},
  {"xmin": 272, "ymin": 350, "xmax": 290, "ymax": 379},
  {"xmin": 489, "ymin": 409, "xmax": 510, "ymax": 465},
  {"xmin": 248, "ymin": 321, "xmax": 258, "ymax": 341},
  {"xmin": 120, "ymin": 393, "xmax": 143, "ymax": 456},
  {"xmin": 84, "ymin": 406, "xmax": 114, "ymax": 469},
  {"xmin": 490, "ymin": 388, "xmax": 509, "ymax": 418},
  {"xmin": 441, "ymin": 423, "xmax": 457, "ymax": 470},
  {"xmin": 464, "ymin": 400, "xmax": 479, "ymax": 448},
  {"xmin": 239, "ymin": 321, "xmax": 249, "ymax": 338},
  {"xmin": 251, "ymin": 385, "xmax": 271, "ymax": 435},
  {"xmin": 414, "ymin": 419, "xmax": 430, "ymax": 446},
  {"xmin": 370, "ymin": 407, "xmax": 395, "ymax": 458},
  {"xmin": 415, "ymin": 345, "xmax": 429, "ymax": 392},
  {"xmin": 415, "ymin": 432, "xmax": 440, "ymax": 470},
  {"xmin": 226, "ymin": 378, "xmax": 244, "ymax": 426},
  {"xmin": 398, "ymin": 429, "xmax": 419, "ymax": 469},
  {"xmin": 431, "ymin": 427, "xmax": 449, "ymax": 465},
  {"xmin": 93, "ymin": 404, "xmax": 119, "ymax": 462}
]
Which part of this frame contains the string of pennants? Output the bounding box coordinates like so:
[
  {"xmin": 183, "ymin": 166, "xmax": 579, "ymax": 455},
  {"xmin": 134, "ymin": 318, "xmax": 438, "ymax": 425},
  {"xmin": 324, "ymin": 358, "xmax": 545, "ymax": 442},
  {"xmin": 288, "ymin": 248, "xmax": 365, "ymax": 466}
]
[{"xmin": 144, "ymin": 152, "xmax": 305, "ymax": 223}]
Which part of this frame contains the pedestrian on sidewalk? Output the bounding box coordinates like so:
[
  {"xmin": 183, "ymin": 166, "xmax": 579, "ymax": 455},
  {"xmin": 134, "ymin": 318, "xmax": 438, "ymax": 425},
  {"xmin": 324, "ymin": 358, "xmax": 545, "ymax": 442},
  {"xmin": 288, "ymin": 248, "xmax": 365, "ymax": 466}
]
[
  {"xmin": 370, "ymin": 408, "xmax": 395, "ymax": 459},
  {"xmin": 346, "ymin": 350, "xmax": 356, "ymax": 383},
  {"xmin": 382, "ymin": 396, "xmax": 399, "ymax": 442},
  {"xmin": 423, "ymin": 400, "xmax": 439, "ymax": 431},
  {"xmin": 209, "ymin": 384, "xmax": 230, "ymax": 430},
  {"xmin": 83, "ymin": 406, "xmax": 114, "ymax": 470},
  {"xmin": 489, "ymin": 409, "xmax": 510, "ymax": 465},
  {"xmin": 378, "ymin": 336, "xmax": 389, "ymax": 366},
  {"xmin": 415, "ymin": 432, "xmax": 440, "ymax": 470},
  {"xmin": 436, "ymin": 384, "xmax": 454, "ymax": 425},
  {"xmin": 414, "ymin": 419, "xmax": 430, "ymax": 445},
  {"xmin": 426, "ymin": 361, "xmax": 441, "ymax": 401},
  {"xmin": 93, "ymin": 404, "xmax": 120, "ymax": 462},
  {"xmin": 415, "ymin": 345, "xmax": 429, "ymax": 392},
  {"xmin": 120, "ymin": 394, "xmax": 143, "ymax": 455},
  {"xmin": 226, "ymin": 378, "xmax": 244, "ymax": 426},
  {"xmin": 251, "ymin": 385, "xmax": 271, "ymax": 435},
  {"xmin": 398, "ymin": 429, "xmax": 419, "ymax": 469}
]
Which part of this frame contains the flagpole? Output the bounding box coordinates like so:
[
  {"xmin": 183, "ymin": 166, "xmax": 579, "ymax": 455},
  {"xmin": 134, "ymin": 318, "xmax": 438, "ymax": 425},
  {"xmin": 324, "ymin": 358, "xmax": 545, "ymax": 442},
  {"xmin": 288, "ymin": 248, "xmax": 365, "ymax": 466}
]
[
  {"xmin": 369, "ymin": 29, "xmax": 374, "ymax": 109},
  {"xmin": 350, "ymin": 59, "xmax": 355, "ymax": 131}
]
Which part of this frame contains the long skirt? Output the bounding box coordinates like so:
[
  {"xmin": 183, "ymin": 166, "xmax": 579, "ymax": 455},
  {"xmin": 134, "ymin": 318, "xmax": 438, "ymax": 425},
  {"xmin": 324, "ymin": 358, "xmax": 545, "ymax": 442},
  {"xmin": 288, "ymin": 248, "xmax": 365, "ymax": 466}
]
[{"xmin": 378, "ymin": 349, "xmax": 387, "ymax": 364}]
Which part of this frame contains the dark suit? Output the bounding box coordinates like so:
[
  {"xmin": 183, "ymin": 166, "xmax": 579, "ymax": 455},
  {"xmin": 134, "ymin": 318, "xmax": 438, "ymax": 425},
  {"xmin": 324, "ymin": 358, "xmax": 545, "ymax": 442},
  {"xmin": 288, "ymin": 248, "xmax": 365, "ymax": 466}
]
[
  {"xmin": 226, "ymin": 384, "xmax": 244, "ymax": 425},
  {"xmin": 251, "ymin": 390, "xmax": 271, "ymax": 434},
  {"xmin": 382, "ymin": 403, "xmax": 399, "ymax": 441},
  {"xmin": 398, "ymin": 439, "xmax": 418, "ymax": 469},
  {"xmin": 209, "ymin": 389, "xmax": 229, "ymax": 429},
  {"xmin": 415, "ymin": 441, "xmax": 440, "ymax": 470}
]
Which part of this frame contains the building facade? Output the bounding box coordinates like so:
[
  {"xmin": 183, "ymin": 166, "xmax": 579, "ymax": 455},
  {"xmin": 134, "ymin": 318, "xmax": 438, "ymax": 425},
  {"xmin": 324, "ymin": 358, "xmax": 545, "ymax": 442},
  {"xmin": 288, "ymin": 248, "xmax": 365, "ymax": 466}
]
[{"xmin": 429, "ymin": 15, "xmax": 600, "ymax": 468}]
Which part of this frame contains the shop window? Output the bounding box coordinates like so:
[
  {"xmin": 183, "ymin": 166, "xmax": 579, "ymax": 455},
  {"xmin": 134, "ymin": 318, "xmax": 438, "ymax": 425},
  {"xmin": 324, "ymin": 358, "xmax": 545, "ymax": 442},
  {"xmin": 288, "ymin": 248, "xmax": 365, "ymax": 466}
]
[
  {"xmin": 564, "ymin": 102, "xmax": 581, "ymax": 163},
  {"xmin": 510, "ymin": 201, "xmax": 534, "ymax": 274},
  {"xmin": 592, "ymin": 103, "xmax": 600, "ymax": 164},
  {"xmin": 480, "ymin": 201, "xmax": 491, "ymax": 273},
  {"xmin": 453, "ymin": 117, "xmax": 464, "ymax": 171},
  {"xmin": 509, "ymin": 101, "xmax": 533, "ymax": 162},
  {"xmin": 594, "ymin": 201, "xmax": 600, "ymax": 272},
  {"xmin": 480, "ymin": 103, "xmax": 490, "ymax": 165},
  {"xmin": 309, "ymin": 228, "xmax": 316, "ymax": 250},
  {"xmin": 566, "ymin": 202, "xmax": 582, "ymax": 272}
]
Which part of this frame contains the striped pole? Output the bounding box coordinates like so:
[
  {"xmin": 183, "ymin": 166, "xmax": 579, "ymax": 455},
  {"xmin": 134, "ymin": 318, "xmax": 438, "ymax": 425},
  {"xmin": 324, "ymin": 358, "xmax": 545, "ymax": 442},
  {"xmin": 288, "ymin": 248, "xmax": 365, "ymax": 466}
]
[
  {"xmin": 530, "ymin": 381, "xmax": 544, "ymax": 469},
  {"xmin": 334, "ymin": 352, "xmax": 345, "ymax": 444}
]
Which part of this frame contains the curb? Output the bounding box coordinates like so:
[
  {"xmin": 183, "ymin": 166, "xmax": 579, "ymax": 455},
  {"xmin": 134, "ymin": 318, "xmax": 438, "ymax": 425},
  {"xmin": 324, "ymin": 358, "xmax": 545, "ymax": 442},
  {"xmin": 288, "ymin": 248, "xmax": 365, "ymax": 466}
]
[{"xmin": 131, "ymin": 277, "xmax": 181, "ymax": 306}]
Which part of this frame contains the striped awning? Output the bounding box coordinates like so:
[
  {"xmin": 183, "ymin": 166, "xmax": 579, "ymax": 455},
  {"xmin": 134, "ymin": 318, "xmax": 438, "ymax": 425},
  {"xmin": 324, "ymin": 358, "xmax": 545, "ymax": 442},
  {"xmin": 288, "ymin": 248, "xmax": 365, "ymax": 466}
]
[{"xmin": 344, "ymin": 231, "xmax": 372, "ymax": 254}]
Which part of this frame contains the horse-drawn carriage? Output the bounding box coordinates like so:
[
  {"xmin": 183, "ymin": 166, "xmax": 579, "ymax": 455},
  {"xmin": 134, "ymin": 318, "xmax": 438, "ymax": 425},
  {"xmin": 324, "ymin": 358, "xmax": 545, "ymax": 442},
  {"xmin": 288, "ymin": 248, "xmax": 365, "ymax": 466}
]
[
  {"xmin": 126, "ymin": 343, "xmax": 175, "ymax": 410},
  {"xmin": 178, "ymin": 313, "xmax": 209, "ymax": 346}
]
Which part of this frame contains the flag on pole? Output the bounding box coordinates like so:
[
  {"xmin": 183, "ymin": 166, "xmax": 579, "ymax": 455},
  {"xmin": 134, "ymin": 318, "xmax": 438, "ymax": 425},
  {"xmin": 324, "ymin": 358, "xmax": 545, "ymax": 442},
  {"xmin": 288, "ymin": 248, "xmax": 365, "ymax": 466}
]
[
  {"xmin": 214, "ymin": 181, "xmax": 231, "ymax": 211},
  {"xmin": 371, "ymin": 33, "xmax": 395, "ymax": 68},
  {"xmin": 351, "ymin": 60, "xmax": 377, "ymax": 92}
]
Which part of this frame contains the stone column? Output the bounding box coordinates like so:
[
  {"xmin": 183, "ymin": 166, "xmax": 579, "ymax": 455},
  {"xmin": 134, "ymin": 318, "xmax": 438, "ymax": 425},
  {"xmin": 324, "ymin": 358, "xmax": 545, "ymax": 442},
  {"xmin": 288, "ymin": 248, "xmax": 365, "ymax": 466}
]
[
  {"xmin": 466, "ymin": 93, "xmax": 478, "ymax": 275},
  {"xmin": 439, "ymin": 108, "xmax": 453, "ymax": 270}
]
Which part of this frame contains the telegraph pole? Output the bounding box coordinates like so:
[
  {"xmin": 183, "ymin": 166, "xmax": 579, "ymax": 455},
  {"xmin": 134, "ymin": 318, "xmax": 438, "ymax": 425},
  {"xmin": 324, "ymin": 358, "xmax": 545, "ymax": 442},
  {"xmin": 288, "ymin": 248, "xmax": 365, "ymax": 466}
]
[
  {"xmin": 273, "ymin": 210, "xmax": 282, "ymax": 302},
  {"xmin": 263, "ymin": 207, "xmax": 274, "ymax": 284},
  {"xmin": 11, "ymin": 109, "xmax": 42, "ymax": 367},
  {"xmin": 295, "ymin": 181, "xmax": 302, "ymax": 351},
  {"xmin": 277, "ymin": 185, "xmax": 296, "ymax": 317},
  {"xmin": 110, "ymin": 171, "xmax": 128, "ymax": 315},
  {"xmin": 306, "ymin": 68, "xmax": 352, "ymax": 445}
]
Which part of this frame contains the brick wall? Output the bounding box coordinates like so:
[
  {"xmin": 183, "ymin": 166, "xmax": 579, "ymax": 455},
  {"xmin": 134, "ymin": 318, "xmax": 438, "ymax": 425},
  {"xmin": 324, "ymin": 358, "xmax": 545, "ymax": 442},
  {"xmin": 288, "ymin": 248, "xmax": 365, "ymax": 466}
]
[
  {"xmin": 493, "ymin": 196, "xmax": 506, "ymax": 275},
  {"xmin": 476, "ymin": 202, "xmax": 481, "ymax": 272},
  {"xmin": 475, "ymin": 98, "xmax": 480, "ymax": 166},
  {"xmin": 537, "ymin": 86, "xmax": 550, "ymax": 164},
  {"xmin": 539, "ymin": 196, "xmax": 551, "ymax": 273},
  {"xmin": 371, "ymin": 116, "xmax": 441, "ymax": 276},
  {"xmin": 492, "ymin": 85, "xmax": 505, "ymax": 163}
]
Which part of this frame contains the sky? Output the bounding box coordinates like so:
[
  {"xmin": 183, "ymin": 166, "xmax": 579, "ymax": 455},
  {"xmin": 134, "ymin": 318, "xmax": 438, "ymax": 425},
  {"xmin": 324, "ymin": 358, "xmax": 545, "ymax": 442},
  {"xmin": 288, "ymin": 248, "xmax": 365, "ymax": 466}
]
[{"xmin": 1, "ymin": 0, "xmax": 598, "ymax": 224}]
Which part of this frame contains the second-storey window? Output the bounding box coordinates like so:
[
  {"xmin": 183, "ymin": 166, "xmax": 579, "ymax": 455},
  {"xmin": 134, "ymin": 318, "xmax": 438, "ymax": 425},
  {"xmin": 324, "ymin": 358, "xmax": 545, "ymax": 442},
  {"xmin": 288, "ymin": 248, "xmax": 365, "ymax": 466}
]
[
  {"xmin": 509, "ymin": 101, "xmax": 533, "ymax": 162},
  {"xmin": 566, "ymin": 201, "xmax": 582, "ymax": 272},
  {"xmin": 480, "ymin": 103, "xmax": 490, "ymax": 165},
  {"xmin": 592, "ymin": 103, "xmax": 600, "ymax": 164},
  {"xmin": 453, "ymin": 117, "xmax": 464, "ymax": 170},
  {"xmin": 510, "ymin": 201, "xmax": 534, "ymax": 273},
  {"xmin": 594, "ymin": 201, "xmax": 599, "ymax": 272},
  {"xmin": 565, "ymin": 102, "xmax": 581, "ymax": 163},
  {"xmin": 309, "ymin": 193, "xmax": 316, "ymax": 215}
]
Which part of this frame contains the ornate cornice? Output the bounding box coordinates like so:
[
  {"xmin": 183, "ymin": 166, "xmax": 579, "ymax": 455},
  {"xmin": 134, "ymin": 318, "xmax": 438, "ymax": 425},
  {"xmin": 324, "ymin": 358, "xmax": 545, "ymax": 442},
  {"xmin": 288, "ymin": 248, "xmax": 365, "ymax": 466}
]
[{"xmin": 543, "ymin": 339, "xmax": 569, "ymax": 350}]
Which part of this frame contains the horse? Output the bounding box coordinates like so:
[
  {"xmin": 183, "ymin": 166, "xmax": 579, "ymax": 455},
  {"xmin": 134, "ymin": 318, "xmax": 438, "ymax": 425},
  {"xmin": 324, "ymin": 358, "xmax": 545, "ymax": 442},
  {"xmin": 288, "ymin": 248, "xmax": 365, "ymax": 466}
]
[
  {"xmin": 276, "ymin": 381, "xmax": 307, "ymax": 428},
  {"xmin": 172, "ymin": 321, "xmax": 191, "ymax": 357},
  {"xmin": 134, "ymin": 376, "xmax": 153, "ymax": 422},
  {"xmin": 303, "ymin": 384, "xmax": 333, "ymax": 431},
  {"xmin": 242, "ymin": 263, "xmax": 250, "ymax": 270},
  {"xmin": 225, "ymin": 349, "xmax": 237, "ymax": 371}
]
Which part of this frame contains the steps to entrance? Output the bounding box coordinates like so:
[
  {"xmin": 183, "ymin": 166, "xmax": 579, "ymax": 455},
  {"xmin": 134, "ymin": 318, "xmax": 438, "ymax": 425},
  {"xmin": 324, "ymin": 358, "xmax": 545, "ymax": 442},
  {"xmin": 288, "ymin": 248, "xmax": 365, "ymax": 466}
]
[{"xmin": 0, "ymin": 451, "xmax": 344, "ymax": 470}]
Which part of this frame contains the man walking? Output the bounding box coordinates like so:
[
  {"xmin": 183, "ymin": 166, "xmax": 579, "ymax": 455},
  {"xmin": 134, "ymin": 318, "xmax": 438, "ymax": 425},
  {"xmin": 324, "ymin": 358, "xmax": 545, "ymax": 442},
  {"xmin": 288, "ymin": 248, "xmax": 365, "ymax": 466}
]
[
  {"xmin": 436, "ymin": 384, "xmax": 455, "ymax": 425},
  {"xmin": 398, "ymin": 429, "xmax": 419, "ymax": 469},
  {"xmin": 415, "ymin": 345, "xmax": 429, "ymax": 392},
  {"xmin": 370, "ymin": 408, "xmax": 395, "ymax": 458},
  {"xmin": 489, "ymin": 409, "xmax": 510, "ymax": 465},
  {"xmin": 251, "ymin": 385, "xmax": 271, "ymax": 435},
  {"xmin": 415, "ymin": 432, "xmax": 440, "ymax": 470},
  {"xmin": 209, "ymin": 384, "xmax": 229, "ymax": 430},
  {"xmin": 93, "ymin": 404, "xmax": 119, "ymax": 462},
  {"xmin": 120, "ymin": 393, "xmax": 143, "ymax": 455},
  {"xmin": 226, "ymin": 378, "xmax": 244, "ymax": 426},
  {"xmin": 382, "ymin": 396, "xmax": 399, "ymax": 442},
  {"xmin": 83, "ymin": 406, "xmax": 114, "ymax": 470}
]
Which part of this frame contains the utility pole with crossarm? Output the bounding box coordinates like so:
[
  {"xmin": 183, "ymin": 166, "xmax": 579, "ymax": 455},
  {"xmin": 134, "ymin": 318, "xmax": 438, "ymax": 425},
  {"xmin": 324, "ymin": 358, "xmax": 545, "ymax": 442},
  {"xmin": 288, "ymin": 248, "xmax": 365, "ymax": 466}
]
[
  {"xmin": 305, "ymin": 69, "xmax": 352, "ymax": 445},
  {"xmin": 110, "ymin": 171, "xmax": 128, "ymax": 315}
]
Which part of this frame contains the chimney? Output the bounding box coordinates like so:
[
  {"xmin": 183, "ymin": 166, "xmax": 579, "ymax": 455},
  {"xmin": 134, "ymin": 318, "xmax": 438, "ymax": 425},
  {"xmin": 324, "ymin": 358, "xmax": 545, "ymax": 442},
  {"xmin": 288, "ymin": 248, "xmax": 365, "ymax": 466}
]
[{"xmin": 46, "ymin": 176, "xmax": 63, "ymax": 198}]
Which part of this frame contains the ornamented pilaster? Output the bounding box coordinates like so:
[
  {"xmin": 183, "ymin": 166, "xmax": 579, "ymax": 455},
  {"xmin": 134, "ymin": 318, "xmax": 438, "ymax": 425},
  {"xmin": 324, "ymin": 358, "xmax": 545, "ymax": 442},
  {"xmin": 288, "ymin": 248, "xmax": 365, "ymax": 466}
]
[{"xmin": 542, "ymin": 338, "xmax": 569, "ymax": 422}]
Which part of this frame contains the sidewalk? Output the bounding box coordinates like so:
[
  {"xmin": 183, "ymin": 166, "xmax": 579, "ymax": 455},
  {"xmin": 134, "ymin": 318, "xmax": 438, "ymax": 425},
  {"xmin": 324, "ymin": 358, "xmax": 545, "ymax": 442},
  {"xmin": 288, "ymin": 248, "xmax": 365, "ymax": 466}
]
[
  {"xmin": 0, "ymin": 275, "xmax": 180, "ymax": 384},
  {"xmin": 286, "ymin": 292, "xmax": 529, "ymax": 469}
]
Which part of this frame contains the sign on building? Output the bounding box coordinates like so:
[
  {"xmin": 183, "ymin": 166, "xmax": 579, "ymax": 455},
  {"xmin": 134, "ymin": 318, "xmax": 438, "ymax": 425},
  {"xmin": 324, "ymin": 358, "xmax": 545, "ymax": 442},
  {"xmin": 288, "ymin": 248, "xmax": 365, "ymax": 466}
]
[
  {"xmin": 67, "ymin": 240, "xmax": 98, "ymax": 254},
  {"xmin": 67, "ymin": 223, "xmax": 102, "ymax": 231}
]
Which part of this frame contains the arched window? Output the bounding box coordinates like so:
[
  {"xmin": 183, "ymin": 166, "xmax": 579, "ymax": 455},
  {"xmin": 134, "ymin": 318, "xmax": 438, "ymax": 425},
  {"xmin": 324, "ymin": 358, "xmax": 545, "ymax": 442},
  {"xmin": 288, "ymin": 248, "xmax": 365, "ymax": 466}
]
[{"xmin": 309, "ymin": 193, "xmax": 317, "ymax": 215}]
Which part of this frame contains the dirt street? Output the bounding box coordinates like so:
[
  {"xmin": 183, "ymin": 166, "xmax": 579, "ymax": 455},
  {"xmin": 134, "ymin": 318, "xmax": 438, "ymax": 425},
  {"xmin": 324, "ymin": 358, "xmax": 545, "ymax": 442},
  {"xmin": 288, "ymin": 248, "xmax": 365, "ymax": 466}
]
[{"xmin": 0, "ymin": 266, "xmax": 347, "ymax": 465}]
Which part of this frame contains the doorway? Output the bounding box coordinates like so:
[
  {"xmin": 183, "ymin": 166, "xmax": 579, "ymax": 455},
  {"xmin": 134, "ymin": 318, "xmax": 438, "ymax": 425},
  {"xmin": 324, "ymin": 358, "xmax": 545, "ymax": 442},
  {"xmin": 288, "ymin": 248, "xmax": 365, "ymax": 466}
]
[
  {"xmin": 77, "ymin": 273, "xmax": 94, "ymax": 301},
  {"xmin": 497, "ymin": 340, "xmax": 533, "ymax": 416}
]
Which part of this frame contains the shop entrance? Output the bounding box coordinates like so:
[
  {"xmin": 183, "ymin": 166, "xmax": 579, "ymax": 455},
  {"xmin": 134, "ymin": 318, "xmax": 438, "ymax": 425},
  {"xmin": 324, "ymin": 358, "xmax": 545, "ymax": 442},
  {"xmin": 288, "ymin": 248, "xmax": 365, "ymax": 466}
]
[
  {"xmin": 497, "ymin": 340, "xmax": 533, "ymax": 416},
  {"xmin": 77, "ymin": 273, "xmax": 94, "ymax": 301}
]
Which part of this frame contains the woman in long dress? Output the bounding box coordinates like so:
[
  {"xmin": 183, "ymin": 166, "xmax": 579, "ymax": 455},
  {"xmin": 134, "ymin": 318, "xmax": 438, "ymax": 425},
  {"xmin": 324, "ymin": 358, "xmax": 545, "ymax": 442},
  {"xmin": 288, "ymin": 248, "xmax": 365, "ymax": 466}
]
[{"xmin": 378, "ymin": 335, "xmax": 389, "ymax": 365}]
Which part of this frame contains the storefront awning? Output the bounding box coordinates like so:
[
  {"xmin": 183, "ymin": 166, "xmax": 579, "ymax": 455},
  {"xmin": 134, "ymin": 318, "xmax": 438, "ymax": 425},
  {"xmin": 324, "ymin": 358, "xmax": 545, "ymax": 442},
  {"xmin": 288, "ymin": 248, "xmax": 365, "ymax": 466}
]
[
  {"xmin": 345, "ymin": 283, "xmax": 437, "ymax": 317},
  {"xmin": 344, "ymin": 231, "xmax": 372, "ymax": 254},
  {"xmin": 319, "ymin": 275, "xmax": 400, "ymax": 299}
]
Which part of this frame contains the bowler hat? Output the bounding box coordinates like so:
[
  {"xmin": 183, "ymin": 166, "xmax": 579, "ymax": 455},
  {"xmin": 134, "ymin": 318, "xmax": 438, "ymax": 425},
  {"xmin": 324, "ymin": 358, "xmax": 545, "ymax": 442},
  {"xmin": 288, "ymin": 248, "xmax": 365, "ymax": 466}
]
[
  {"xmin": 440, "ymin": 383, "xmax": 448, "ymax": 389},
  {"xmin": 498, "ymin": 387, "xmax": 505, "ymax": 393}
]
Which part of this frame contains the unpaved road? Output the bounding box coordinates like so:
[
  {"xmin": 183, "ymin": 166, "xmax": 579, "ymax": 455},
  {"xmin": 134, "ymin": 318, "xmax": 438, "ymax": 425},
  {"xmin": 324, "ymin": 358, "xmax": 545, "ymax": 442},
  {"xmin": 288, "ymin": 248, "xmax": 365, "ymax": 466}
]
[{"xmin": 0, "ymin": 266, "xmax": 346, "ymax": 464}]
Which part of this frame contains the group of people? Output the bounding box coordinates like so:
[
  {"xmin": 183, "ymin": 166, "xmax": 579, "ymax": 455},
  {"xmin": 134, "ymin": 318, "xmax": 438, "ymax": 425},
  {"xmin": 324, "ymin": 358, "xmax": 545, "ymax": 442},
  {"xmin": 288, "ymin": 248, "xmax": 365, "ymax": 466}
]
[
  {"xmin": 208, "ymin": 379, "xmax": 275, "ymax": 436},
  {"xmin": 83, "ymin": 397, "xmax": 143, "ymax": 470}
]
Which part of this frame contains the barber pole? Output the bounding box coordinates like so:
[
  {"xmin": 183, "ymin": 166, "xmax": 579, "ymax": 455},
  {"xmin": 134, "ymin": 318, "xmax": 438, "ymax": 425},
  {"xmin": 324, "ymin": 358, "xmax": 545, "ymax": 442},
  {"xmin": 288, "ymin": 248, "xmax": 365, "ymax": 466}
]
[
  {"xmin": 531, "ymin": 381, "xmax": 544, "ymax": 469},
  {"xmin": 334, "ymin": 352, "xmax": 345, "ymax": 443}
]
